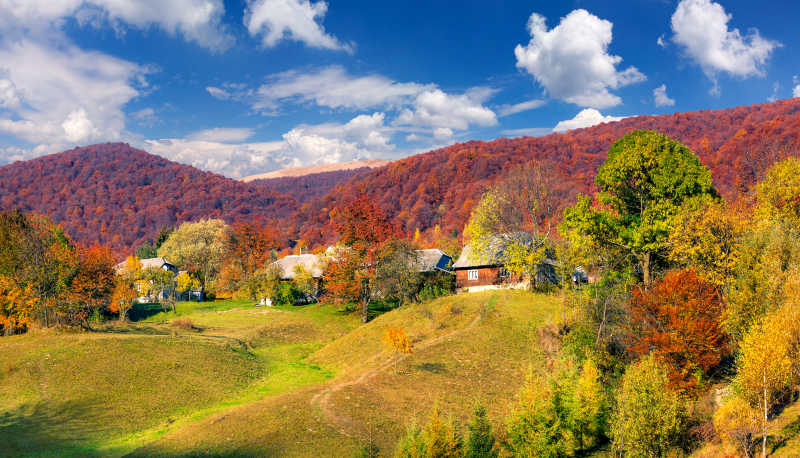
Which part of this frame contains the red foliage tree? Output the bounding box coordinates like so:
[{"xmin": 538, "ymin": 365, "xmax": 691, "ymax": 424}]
[
  {"xmin": 330, "ymin": 193, "xmax": 397, "ymax": 248},
  {"xmin": 627, "ymin": 269, "xmax": 729, "ymax": 392}
]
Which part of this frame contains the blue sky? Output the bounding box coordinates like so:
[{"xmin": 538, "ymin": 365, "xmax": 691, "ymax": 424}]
[{"xmin": 0, "ymin": 0, "xmax": 796, "ymax": 178}]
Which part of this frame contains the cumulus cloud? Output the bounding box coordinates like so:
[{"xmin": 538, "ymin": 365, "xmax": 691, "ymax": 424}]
[
  {"xmin": 0, "ymin": 38, "xmax": 145, "ymax": 148},
  {"xmin": 254, "ymin": 66, "xmax": 430, "ymax": 111},
  {"xmin": 0, "ymin": 0, "xmax": 232, "ymax": 51},
  {"xmin": 653, "ymin": 84, "xmax": 676, "ymax": 107},
  {"xmin": 144, "ymin": 139, "xmax": 286, "ymax": 179},
  {"xmin": 230, "ymin": 66, "xmax": 497, "ymax": 134},
  {"xmin": 394, "ymin": 87, "xmax": 498, "ymax": 130},
  {"xmin": 144, "ymin": 113, "xmax": 394, "ymax": 178},
  {"xmin": 514, "ymin": 9, "xmax": 645, "ymax": 108},
  {"xmin": 245, "ymin": 0, "xmax": 351, "ymax": 52},
  {"xmin": 497, "ymin": 98, "xmax": 546, "ymax": 117},
  {"xmin": 553, "ymin": 108, "xmax": 625, "ymax": 133},
  {"xmin": 671, "ymin": 0, "xmax": 780, "ymax": 87}
]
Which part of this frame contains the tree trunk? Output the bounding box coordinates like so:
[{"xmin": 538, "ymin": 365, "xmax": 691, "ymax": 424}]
[
  {"xmin": 763, "ymin": 370, "xmax": 768, "ymax": 458},
  {"xmin": 361, "ymin": 278, "xmax": 370, "ymax": 323},
  {"xmin": 641, "ymin": 252, "xmax": 652, "ymax": 286}
]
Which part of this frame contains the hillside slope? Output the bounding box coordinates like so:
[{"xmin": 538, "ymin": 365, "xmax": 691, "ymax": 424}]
[
  {"xmin": 296, "ymin": 98, "xmax": 800, "ymax": 245},
  {"xmin": 0, "ymin": 143, "xmax": 297, "ymax": 253},
  {"xmin": 248, "ymin": 167, "xmax": 377, "ymax": 205}
]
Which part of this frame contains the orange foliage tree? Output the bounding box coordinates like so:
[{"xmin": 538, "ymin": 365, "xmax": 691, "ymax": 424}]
[
  {"xmin": 627, "ymin": 269, "xmax": 728, "ymax": 392},
  {"xmin": 383, "ymin": 325, "xmax": 413, "ymax": 372},
  {"xmin": 66, "ymin": 244, "xmax": 116, "ymax": 327},
  {"xmin": 0, "ymin": 275, "xmax": 37, "ymax": 335}
]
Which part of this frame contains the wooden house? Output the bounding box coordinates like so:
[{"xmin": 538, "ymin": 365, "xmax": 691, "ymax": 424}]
[{"xmin": 453, "ymin": 233, "xmax": 558, "ymax": 292}]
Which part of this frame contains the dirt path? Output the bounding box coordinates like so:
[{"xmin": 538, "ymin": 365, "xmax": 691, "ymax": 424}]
[{"xmin": 309, "ymin": 313, "xmax": 483, "ymax": 438}]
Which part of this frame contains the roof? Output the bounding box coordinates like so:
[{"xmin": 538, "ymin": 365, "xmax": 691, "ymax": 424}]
[
  {"xmin": 453, "ymin": 232, "xmax": 534, "ymax": 269},
  {"xmin": 272, "ymin": 254, "xmax": 324, "ymax": 279},
  {"xmin": 413, "ymin": 249, "xmax": 453, "ymax": 272},
  {"xmin": 115, "ymin": 257, "xmax": 174, "ymax": 272}
]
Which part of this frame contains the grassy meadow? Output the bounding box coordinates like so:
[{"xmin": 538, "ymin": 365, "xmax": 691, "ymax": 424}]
[{"xmin": 0, "ymin": 291, "xmax": 562, "ymax": 456}]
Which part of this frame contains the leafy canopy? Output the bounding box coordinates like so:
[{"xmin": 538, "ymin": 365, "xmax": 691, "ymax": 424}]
[{"xmin": 563, "ymin": 130, "xmax": 717, "ymax": 283}]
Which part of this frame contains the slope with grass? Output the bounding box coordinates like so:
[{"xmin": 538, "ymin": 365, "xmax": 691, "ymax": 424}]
[
  {"xmin": 1, "ymin": 291, "xmax": 561, "ymax": 456},
  {"xmin": 132, "ymin": 290, "xmax": 562, "ymax": 456}
]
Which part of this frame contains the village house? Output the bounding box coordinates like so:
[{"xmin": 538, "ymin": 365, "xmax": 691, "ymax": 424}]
[
  {"xmin": 453, "ymin": 234, "xmax": 558, "ymax": 292},
  {"xmin": 413, "ymin": 248, "xmax": 454, "ymax": 274},
  {"xmin": 114, "ymin": 257, "xmax": 178, "ymax": 302},
  {"xmin": 270, "ymin": 253, "xmax": 325, "ymax": 298}
]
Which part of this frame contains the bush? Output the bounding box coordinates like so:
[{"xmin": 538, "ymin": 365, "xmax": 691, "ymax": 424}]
[{"xmin": 171, "ymin": 317, "xmax": 199, "ymax": 331}]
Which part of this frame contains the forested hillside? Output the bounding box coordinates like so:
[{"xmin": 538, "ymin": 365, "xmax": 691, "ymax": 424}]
[
  {"xmin": 248, "ymin": 167, "xmax": 373, "ymax": 204},
  {"xmin": 296, "ymin": 98, "xmax": 800, "ymax": 245},
  {"xmin": 1, "ymin": 98, "xmax": 799, "ymax": 253},
  {"xmin": 0, "ymin": 143, "xmax": 296, "ymax": 253}
]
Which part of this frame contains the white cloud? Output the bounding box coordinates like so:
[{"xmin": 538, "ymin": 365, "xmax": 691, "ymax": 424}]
[
  {"xmin": 187, "ymin": 127, "xmax": 256, "ymax": 143},
  {"xmin": 0, "ymin": 38, "xmax": 145, "ymax": 148},
  {"xmin": 671, "ymin": 0, "xmax": 780, "ymax": 86},
  {"xmin": 794, "ymin": 76, "xmax": 800, "ymax": 98},
  {"xmin": 657, "ymin": 34, "xmax": 666, "ymax": 48},
  {"xmin": 653, "ymin": 84, "xmax": 675, "ymax": 107},
  {"xmin": 514, "ymin": 9, "xmax": 645, "ymax": 108},
  {"xmin": 254, "ymin": 66, "xmax": 430, "ymax": 111},
  {"xmin": 394, "ymin": 87, "xmax": 498, "ymax": 130},
  {"xmin": 0, "ymin": 76, "xmax": 21, "ymax": 108},
  {"xmin": 206, "ymin": 86, "xmax": 231, "ymax": 100},
  {"xmin": 0, "ymin": 0, "xmax": 232, "ymax": 51},
  {"xmin": 767, "ymin": 82, "xmax": 780, "ymax": 102},
  {"xmin": 553, "ymin": 108, "xmax": 625, "ymax": 133},
  {"xmin": 497, "ymin": 98, "xmax": 546, "ymax": 117},
  {"xmin": 433, "ymin": 127, "xmax": 454, "ymax": 143},
  {"xmin": 241, "ymin": 66, "xmax": 498, "ymax": 133},
  {"xmin": 144, "ymin": 113, "xmax": 394, "ymax": 178},
  {"xmin": 131, "ymin": 107, "xmax": 159, "ymax": 126},
  {"xmin": 144, "ymin": 139, "xmax": 286, "ymax": 179},
  {"xmin": 245, "ymin": 0, "xmax": 351, "ymax": 52}
]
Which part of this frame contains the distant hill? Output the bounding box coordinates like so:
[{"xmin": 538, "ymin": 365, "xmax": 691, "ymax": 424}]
[
  {"xmin": 241, "ymin": 159, "xmax": 390, "ymax": 181},
  {"xmin": 2, "ymin": 99, "xmax": 799, "ymax": 253},
  {"xmin": 0, "ymin": 143, "xmax": 296, "ymax": 254},
  {"xmin": 295, "ymin": 98, "xmax": 800, "ymax": 246},
  {"xmin": 248, "ymin": 167, "xmax": 375, "ymax": 205}
]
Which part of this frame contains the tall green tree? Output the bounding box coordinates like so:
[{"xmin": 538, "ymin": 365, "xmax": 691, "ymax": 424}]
[
  {"xmin": 562, "ymin": 130, "xmax": 718, "ymax": 285},
  {"xmin": 465, "ymin": 405, "xmax": 497, "ymax": 458}
]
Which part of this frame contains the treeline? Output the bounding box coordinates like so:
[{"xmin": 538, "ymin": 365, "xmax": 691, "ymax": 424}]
[
  {"xmin": 0, "ymin": 211, "xmax": 116, "ymax": 333},
  {"xmin": 395, "ymin": 131, "xmax": 800, "ymax": 457}
]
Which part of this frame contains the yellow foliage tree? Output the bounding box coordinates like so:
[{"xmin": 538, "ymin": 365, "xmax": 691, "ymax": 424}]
[
  {"xmin": 756, "ymin": 157, "xmax": 800, "ymax": 227},
  {"xmin": 111, "ymin": 255, "xmax": 140, "ymax": 321},
  {"xmin": 713, "ymin": 395, "xmax": 759, "ymax": 458},
  {"xmin": 669, "ymin": 195, "xmax": 745, "ymax": 286},
  {"xmin": 383, "ymin": 326, "xmax": 413, "ymax": 373},
  {"xmin": 0, "ymin": 275, "xmax": 38, "ymax": 335},
  {"xmin": 735, "ymin": 311, "xmax": 794, "ymax": 458}
]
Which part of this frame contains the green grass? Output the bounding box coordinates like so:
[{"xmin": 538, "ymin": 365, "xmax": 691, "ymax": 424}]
[{"xmin": 0, "ymin": 291, "xmax": 562, "ymax": 457}]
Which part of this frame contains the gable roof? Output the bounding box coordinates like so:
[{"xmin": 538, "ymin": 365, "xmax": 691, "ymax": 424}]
[
  {"xmin": 413, "ymin": 249, "xmax": 453, "ymax": 272},
  {"xmin": 272, "ymin": 254, "xmax": 324, "ymax": 279},
  {"xmin": 452, "ymin": 232, "xmax": 534, "ymax": 269},
  {"xmin": 115, "ymin": 257, "xmax": 174, "ymax": 273}
]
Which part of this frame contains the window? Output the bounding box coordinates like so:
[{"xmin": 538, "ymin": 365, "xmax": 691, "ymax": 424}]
[{"xmin": 468, "ymin": 269, "xmax": 479, "ymax": 281}]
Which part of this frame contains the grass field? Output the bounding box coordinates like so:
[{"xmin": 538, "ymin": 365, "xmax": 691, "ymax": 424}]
[{"xmin": 0, "ymin": 291, "xmax": 561, "ymax": 457}]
